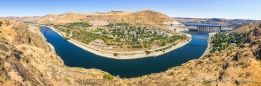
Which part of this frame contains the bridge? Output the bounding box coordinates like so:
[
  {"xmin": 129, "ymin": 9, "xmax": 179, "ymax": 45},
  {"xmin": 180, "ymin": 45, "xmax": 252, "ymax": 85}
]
[{"xmin": 183, "ymin": 23, "xmax": 222, "ymax": 34}]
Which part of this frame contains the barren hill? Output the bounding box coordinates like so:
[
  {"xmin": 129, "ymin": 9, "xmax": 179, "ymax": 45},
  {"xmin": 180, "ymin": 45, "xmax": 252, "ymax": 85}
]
[
  {"xmin": 5, "ymin": 16, "xmax": 41, "ymax": 23},
  {"xmin": 37, "ymin": 10, "xmax": 175, "ymax": 27},
  {"xmin": 174, "ymin": 17, "xmax": 258, "ymax": 25}
]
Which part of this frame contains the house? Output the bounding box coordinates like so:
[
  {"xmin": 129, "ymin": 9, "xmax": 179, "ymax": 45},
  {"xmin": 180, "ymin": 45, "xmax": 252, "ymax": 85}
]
[
  {"xmin": 120, "ymin": 39, "xmax": 125, "ymax": 42},
  {"xmin": 105, "ymin": 27, "xmax": 111, "ymax": 31},
  {"xmin": 230, "ymin": 43, "xmax": 237, "ymax": 46},
  {"xmin": 167, "ymin": 34, "xmax": 173, "ymax": 37},
  {"xmin": 91, "ymin": 39, "xmax": 106, "ymax": 47},
  {"xmin": 93, "ymin": 32, "xmax": 102, "ymax": 34}
]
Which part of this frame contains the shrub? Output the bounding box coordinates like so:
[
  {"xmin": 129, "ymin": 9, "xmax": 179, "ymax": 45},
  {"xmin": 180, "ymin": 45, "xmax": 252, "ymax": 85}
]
[
  {"xmin": 90, "ymin": 73, "xmax": 97, "ymax": 77},
  {"xmin": 103, "ymin": 74, "xmax": 114, "ymax": 80},
  {"xmin": 64, "ymin": 77, "xmax": 72, "ymax": 84},
  {"xmin": 63, "ymin": 37, "xmax": 70, "ymax": 41},
  {"xmin": 114, "ymin": 53, "xmax": 118, "ymax": 56},
  {"xmin": 0, "ymin": 21, "xmax": 2, "ymax": 27},
  {"xmin": 145, "ymin": 50, "xmax": 151, "ymax": 55},
  {"xmin": 227, "ymin": 45, "xmax": 234, "ymax": 50},
  {"xmin": 21, "ymin": 46, "xmax": 27, "ymax": 51}
]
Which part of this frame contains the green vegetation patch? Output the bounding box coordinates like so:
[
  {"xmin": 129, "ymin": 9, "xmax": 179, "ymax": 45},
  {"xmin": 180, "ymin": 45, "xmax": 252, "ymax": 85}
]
[
  {"xmin": 91, "ymin": 28, "xmax": 102, "ymax": 32},
  {"xmin": 0, "ymin": 21, "xmax": 2, "ymax": 27},
  {"xmin": 227, "ymin": 45, "xmax": 234, "ymax": 50},
  {"xmin": 210, "ymin": 31, "xmax": 246, "ymax": 53},
  {"xmin": 114, "ymin": 53, "xmax": 118, "ymax": 56},
  {"xmin": 145, "ymin": 50, "xmax": 151, "ymax": 55},
  {"xmin": 51, "ymin": 22, "xmax": 185, "ymax": 50},
  {"xmin": 63, "ymin": 37, "xmax": 70, "ymax": 41},
  {"xmin": 67, "ymin": 22, "xmax": 91, "ymax": 29},
  {"xmin": 64, "ymin": 77, "xmax": 72, "ymax": 84},
  {"xmin": 103, "ymin": 74, "xmax": 114, "ymax": 80}
]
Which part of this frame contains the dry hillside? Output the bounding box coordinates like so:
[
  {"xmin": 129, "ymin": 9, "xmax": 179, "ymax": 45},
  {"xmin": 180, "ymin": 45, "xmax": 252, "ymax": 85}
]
[
  {"xmin": 36, "ymin": 10, "xmax": 175, "ymax": 29},
  {"xmin": 0, "ymin": 18, "xmax": 117, "ymax": 86},
  {"xmin": 5, "ymin": 16, "xmax": 41, "ymax": 23},
  {"xmin": 174, "ymin": 17, "xmax": 257, "ymax": 25}
]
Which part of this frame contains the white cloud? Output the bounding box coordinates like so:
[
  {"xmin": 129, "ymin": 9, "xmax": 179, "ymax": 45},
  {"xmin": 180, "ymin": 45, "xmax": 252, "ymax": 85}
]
[
  {"xmin": 0, "ymin": 14, "xmax": 20, "ymax": 17},
  {"xmin": 0, "ymin": 14, "xmax": 9, "ymax": 17}
]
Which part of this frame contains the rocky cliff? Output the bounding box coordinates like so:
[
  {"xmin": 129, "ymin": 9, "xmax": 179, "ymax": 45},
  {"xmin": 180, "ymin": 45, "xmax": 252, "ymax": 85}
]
[{"xmin": 1, "ymin": 17, "xmax": 261, "ymax": 85}]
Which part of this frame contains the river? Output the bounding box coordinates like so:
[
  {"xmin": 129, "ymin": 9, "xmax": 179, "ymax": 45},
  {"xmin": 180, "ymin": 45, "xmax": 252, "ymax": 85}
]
[{"xmin": 41, "ymin": 26, "xmax": 208, "ymax": 78}]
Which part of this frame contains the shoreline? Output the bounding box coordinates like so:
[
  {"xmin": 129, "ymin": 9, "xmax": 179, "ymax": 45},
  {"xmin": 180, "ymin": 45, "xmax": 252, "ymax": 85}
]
[
  {"xmin": 200, "ymin": 32, "xmax": 215, "ymax": 58},
  {"xmin": 35, "ymin": 24, "xmax": 57, "ymax": 54},
  {"xmin": 43, "ymin": 25, "xmax": 192, "ymax": 59},
  {"xmin": 68, "ymin": 37, "xmax": 191, "ymax": 59}
]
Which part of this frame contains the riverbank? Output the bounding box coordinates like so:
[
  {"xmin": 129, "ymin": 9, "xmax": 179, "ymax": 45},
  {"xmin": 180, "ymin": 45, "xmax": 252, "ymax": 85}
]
[
  {"xmin": 44, "ymin": 25, "xmax": 192, "ymax": 59},
  {"xmin": 37, "ymin": 24, "xmax": 64, "ymax": 37},
  {"xmin": 68, "ymin": 37, "xmax": 191, "ymax": 59},
  {"xmin": 200, "ymin": 32, "xmax": 216, "ymax": 58}
]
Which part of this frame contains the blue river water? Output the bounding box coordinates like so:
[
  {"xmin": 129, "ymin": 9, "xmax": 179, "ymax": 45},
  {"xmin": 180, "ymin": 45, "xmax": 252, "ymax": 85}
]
[{"xmin": 41, "ymin": 26, "xmax": 209, "ymax": 78}]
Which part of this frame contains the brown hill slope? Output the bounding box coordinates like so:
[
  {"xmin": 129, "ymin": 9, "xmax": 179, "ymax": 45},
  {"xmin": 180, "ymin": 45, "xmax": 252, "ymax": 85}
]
[
  {"xmin": 37, "ymin": 10, "xmax": 174, "ymax": 28},
  {"xmin": 4, "ymin": 16, "xmax": 41, "ymax": 23}
]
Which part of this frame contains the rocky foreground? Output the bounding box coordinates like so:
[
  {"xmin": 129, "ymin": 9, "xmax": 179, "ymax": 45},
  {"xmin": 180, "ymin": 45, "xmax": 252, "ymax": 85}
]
[
  {"xmin": 1, "ymin": 18, "xmax": 261, "ymax": 86},
  {"xmin": 0, "ymin": 18, "xmax": 113, "ymax": 86}
]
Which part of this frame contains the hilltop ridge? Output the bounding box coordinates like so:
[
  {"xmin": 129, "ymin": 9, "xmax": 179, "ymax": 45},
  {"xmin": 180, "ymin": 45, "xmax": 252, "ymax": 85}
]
[
  {"xmin": 38, "ymin": 10, "xmax": 174, "ymax": 25},
  {"xmin": 6, "ymin": 10, "xmax": 176, "ymax": 29}
]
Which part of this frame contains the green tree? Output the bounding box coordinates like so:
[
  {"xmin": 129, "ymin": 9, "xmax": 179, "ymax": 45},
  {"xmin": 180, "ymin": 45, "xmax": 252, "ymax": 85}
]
[
  {"xmin": 116, "ymin": 38, "xmax": 121, "ymax": 42},
  {"xmin": 145, "ymin": 50, "xmax": 151, "ymax": 55},
  {"xmin": 114, "ymin": 53, "xmax": 118, "ymax": 56}
]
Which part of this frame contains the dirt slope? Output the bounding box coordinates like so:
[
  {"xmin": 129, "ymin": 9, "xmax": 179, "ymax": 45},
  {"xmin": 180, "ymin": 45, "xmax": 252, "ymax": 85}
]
[{"xmin": 37, "ymin": 10, "xmax": 175, "ymax": 29}]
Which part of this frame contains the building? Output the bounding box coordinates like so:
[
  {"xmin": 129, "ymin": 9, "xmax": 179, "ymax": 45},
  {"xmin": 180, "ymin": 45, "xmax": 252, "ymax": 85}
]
[
  {"xmin": 221, "ymin": 25, "xmax": 234, "ymax": 31},
  {"xmin": 161, "ymin": 21, "xmax": 187, "ymax": 32},
  {"xmin": 230, "ymin": 43, "xmax": 237, "ymax": 46},
  {"xmin": 91, "ymin": 39, "xmax": 106, "ymax": 47}
]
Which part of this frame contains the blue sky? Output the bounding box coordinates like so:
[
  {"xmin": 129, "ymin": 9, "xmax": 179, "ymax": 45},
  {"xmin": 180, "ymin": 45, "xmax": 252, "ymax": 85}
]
[{"xmin": 0, "ymin": 0, "xmax": 260, "ymax": 19}]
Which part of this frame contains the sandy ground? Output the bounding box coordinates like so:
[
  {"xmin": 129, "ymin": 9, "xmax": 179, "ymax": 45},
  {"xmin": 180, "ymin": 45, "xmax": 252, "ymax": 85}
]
[
  {"xmin": 44, "ymin": 25, "xmax": 192, "ymax": 59},
  {"xmin": 200, "ymin": 32, "xmax": 216, "ymax": 58}
]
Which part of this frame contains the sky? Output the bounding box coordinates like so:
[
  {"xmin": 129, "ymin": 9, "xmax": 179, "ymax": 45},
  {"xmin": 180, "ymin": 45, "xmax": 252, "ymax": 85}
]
[{"xmin": 0, "ymin": 0, "xmax": 260, "ymax": 20}]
